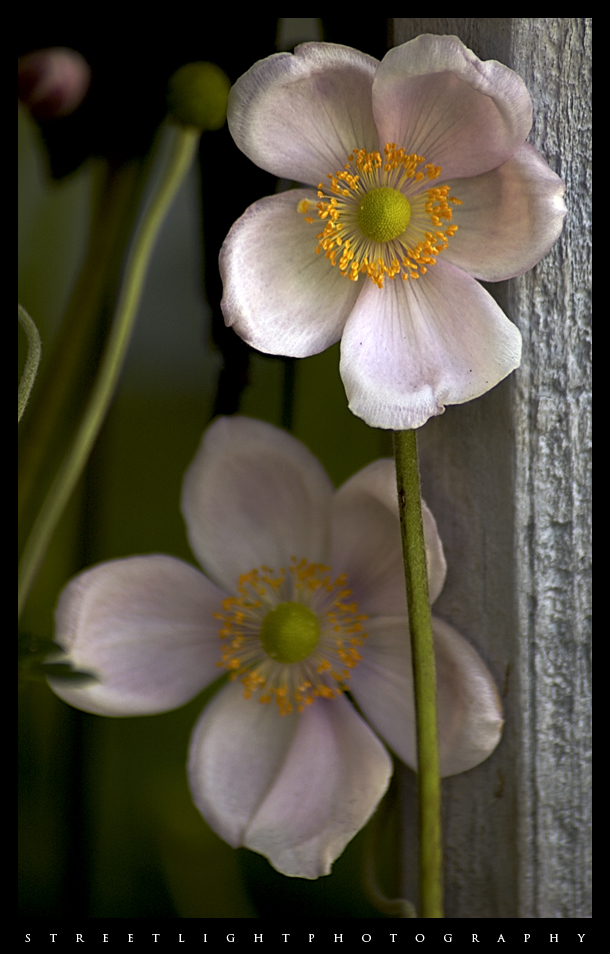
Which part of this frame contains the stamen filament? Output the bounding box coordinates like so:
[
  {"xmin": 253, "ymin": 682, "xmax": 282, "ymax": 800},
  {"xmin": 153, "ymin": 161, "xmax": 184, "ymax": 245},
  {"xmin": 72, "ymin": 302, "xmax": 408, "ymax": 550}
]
[
  {"xmin": 298, "ymin": 143, "xmax": 461, "ymax": 289},
  {"xmin": 216, "ymin": 558, "xmax": 368, "ymax": 715}
]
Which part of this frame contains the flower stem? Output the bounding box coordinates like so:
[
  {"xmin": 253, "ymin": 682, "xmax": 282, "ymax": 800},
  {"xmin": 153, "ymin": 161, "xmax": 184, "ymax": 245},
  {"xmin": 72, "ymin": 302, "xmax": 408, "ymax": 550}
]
[
  {"xmin": 18, "ymin": 157, "xmax": 147, "ymax": 538},
  {"xmin": 394, "ymin": 428, "xmax": 443, "ymax": 918},
  {"xmin": 18, "ymin": 123, "xmax": 201, "ymax": 618},
  {"xmin": 18, "ymin": 304, "xmax": 42, "ymax": 422},
  {"xmin": 362, "ymin": 768, "xmax": 417, "ymax": 917}
]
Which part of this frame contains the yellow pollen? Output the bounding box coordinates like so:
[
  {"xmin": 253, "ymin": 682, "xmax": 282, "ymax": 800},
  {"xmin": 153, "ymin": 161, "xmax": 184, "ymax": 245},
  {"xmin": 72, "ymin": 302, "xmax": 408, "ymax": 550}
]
[
  {"xmin": 298, "ymin": 143, "xmax": 461, "ymax": 288},
  {"xmin": 214, "ymin": 558, "xmax": 368, "ymax": 715}
]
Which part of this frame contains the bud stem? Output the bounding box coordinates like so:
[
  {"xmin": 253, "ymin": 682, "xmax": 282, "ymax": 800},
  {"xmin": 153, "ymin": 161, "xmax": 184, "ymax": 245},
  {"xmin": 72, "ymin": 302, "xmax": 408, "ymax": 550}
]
[{"xmin": 18, "ymin": 124, "xmax": 200, "ymax": 617}]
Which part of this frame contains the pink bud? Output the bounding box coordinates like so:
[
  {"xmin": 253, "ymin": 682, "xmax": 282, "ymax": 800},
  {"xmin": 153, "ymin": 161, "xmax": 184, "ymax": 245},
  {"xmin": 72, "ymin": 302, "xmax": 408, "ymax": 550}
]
[{"xmin": 18, "ymin": 47, "xmax": 91, "ymax": 121}]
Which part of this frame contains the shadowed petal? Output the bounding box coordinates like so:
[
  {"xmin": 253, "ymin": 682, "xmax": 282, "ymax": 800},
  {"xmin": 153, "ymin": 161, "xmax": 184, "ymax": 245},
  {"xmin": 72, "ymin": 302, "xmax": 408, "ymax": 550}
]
[
  {"xmin": 331, "ymin": 458, "xmax": 447, "ymax": 614},
  {"xmin": 444, "ymin": 143, "xmax": 567, "ymax": 280},
  {"xmin": 374, "ymin": 34, "xmax": 532, "ymax": 179},
  {"xmin": 433, "ymin": 617, "xmax": 504, "ymax": 774},
  {"xmin": 244, "ymin": 694, "xmax": 392, "ymax": 878},
  {"xmin": 349, "ymin": 616, "xmax": 503, "ymax": 776},
  {"xmin": 228, "ymin": 43, "xmax": 379, "ymax": 185},
  {"xmin": 339, "ymin": 259, "xmax": 522, "ymax": 430},
  {"xmin": 188, "ymin": 680, "xmax": 299, "ymax": 849},
  {"xmin": 181, "ymin": 417, "xmax": 334, "ymax": 592},
  {"xmin": 220, "ymin": 190, "xmax": 360, "ymax": 357},
  {"xmin": 49, "ymin": 556, "xmax": 226, "ymax": 716},
  {"xmin": 188, "ymin": 683, "xmax": 391, "ymax": 879}
]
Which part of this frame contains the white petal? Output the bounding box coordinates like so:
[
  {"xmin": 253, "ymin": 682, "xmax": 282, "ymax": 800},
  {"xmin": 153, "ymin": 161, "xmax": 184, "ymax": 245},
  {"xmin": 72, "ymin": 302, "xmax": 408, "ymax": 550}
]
[
  {"xmin": 443, "ymin": 143, "xmax": 567, "ymax": 281},
  {"xmin": 373, "ymin": 35, "xmax": 532, "ymax": 179},
  {"xmin": 245, "ymin": 695, "xmax": 392, "ymax": 878},
  {"xmin": 331, "ymin": 459, "xmax": 446, "ymax": 615},
  {"xmin": 48, "ymin": 556, "xmax": 226, "ymax": 716},
  {"xmin": 349, "ymin": 618, "xmax": 417, "ymax": 768},
  {"xmin": 349, "ymin": 616, "xmax": 503, "ymax": 776},
  {"xmin": 188, "ymin": 680, "xmax": 300, "ymax": 849},
  {"xmin": 433, "ymin": 617, "xmax": 504, "ymax": 774},
  {"xmin": 228, "ymin": 43, "xmax": 379, "ymax": 184},
  {"xmin": 188, "ymin": 683, "xmax": 391, "ymax": 879},
  {"xmin": 339, "ymin": 260, "xmax": 522, "ymax": 430},
  {"xmin": 181, "ymin": 416, "xmax": 334, "ymax": 592},
  {"xmin": 220, "ymin": 190, "xmax": 360, "ymax": 356}
]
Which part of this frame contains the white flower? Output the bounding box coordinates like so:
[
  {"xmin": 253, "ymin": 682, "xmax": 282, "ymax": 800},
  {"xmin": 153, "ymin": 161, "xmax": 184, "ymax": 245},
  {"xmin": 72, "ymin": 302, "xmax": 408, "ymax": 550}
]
[
  {"xmin": 49, "ymin": 417, "xmax": 503, "ymax": 878},
  {"xmin": 220, "ymin": 36, "xmax": 566, "ymax": 429}
]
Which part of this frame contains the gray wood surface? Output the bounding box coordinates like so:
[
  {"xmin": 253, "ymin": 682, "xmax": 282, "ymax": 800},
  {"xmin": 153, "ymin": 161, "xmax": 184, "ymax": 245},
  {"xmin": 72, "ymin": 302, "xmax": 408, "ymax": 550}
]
[{"xmin": 392, "ymin": 18, "xmax": 591, "ymax": 918}]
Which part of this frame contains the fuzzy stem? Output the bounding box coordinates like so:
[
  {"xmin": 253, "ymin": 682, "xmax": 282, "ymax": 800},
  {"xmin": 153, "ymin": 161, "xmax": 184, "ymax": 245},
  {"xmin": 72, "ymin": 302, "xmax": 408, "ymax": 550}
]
[
  {"xmin": 18, "ymin": 304, "xmax": 42, "ymax": 422},
  {"xmin": 18, "ymin": 157, "xmax": 146, "ymax": 536},
  {"xmin": 394, "ymin": 428, "xmax": 443, "ymax": 918},
  {"xmin": 18, "ymin": 124, "xmax": 200, "ymax": 617}
]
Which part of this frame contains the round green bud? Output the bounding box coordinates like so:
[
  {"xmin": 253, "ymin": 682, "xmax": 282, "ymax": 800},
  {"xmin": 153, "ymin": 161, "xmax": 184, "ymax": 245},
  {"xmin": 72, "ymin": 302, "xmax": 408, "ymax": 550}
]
[
  {"xmin": 260, "ymin": 602, "xmax": 320, "ymax": 665},
  {"xmin": 357, "ymin": 186, "xmax": 411, "ymax": 243},
  {"xmin": 167, "ymin": 62, "xmax": 230, "ymax": 130}
]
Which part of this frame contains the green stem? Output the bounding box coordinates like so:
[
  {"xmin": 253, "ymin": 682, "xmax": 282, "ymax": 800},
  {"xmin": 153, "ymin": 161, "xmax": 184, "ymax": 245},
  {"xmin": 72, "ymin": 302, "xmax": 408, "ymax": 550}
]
[
  {"xmin": 362, "ymin": 769, "xmax": 417, "ymax": 918},
  {"xmin": 394, "ymin": 428, "xmax": 443, "ymax": 918},
  {"xmin": 18, "ymin": 158, "xmax": 147, "ymax": 538},
  {"xmin": 18, "ymin": 304, "xmax": 42, "ymax": 422},
  {"xmin": 18, "ymin": 123, "xmax": 200, "ymax": 618}
]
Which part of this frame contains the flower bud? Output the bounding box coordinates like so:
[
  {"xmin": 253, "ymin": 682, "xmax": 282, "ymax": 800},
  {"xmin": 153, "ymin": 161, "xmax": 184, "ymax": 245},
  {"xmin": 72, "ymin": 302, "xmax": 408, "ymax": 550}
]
[
  {"xmin": 167, "ymin": 62, "xmax": 230, "ymax": 130},
  {"xmin": 18, "ymin": 48, "xmax": 91, "ymax": 121}
]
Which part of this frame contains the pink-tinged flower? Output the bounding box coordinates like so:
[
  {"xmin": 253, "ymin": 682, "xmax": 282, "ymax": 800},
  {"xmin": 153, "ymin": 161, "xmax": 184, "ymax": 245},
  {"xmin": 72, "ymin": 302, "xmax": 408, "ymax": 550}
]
[
  {"xmin": 49, "ymin": 417, "xmax": 503, "ymax": 878},
  {"xmin": 220, "ymin": 36, "xmax": 566, "ymax": 429}
]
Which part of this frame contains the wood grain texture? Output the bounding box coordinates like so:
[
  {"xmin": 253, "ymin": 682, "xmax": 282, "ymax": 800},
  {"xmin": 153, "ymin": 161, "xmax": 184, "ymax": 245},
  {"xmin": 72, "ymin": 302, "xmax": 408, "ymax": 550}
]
[{"xmin": 393, "ymin": 18, "xmax": 591, "ymax": 919}]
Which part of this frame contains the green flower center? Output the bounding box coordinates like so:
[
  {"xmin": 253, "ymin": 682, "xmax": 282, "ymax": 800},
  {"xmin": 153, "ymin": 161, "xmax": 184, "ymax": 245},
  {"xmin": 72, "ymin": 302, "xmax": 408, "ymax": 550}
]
[
  {"xmin": 357, "ymin": 186, "xmax": 411, "ymax": 243},
  {"xmin": 259, "ymin": 601, "xmax": 321, "ymax": 664},
  {"xmin": 217, "ymin": 561, "xmax": 369, "ymax": 714}
]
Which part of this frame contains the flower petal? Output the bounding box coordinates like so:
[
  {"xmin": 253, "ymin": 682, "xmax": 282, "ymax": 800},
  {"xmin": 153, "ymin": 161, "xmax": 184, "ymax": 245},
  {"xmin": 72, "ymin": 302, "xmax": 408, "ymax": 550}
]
[
  {"xmin": 246, "ymin": 696, "xmax": 392, "ymax": 878},
  {"xmin": 228, "ymin": 42, "xmax": 379, "ymax": 185},
  {"xmin": 339, "ymin": 259, "xmax": 522, "ymax": 430},
  {"xmin": 188, "ymin": 680, "xmax": 300, "ymax": 849},
  {"xmin": 188, "ymin": 682, "xmax": 392, "ymax": 879},
  {"xmin": 349, "ymin": 616, "xmax": 503, "ymax": 776},
  {"xmin": 48, "ymin": 556, "xmax": 226, "ymax": 716},
  {"xmin": 433, "ymin": 617, "xmax": 504, "ymax": 774},
  {"xmin": 220, "ymin": 190, "xmax": 360, "ymax": 356},
  {"xmin": 373, "ymin": 35, "xmax": 532, "ymax": 179},
  {"xmin": 181, "ymin": 416, "xmax": 334, "ymax": 592},
  {"xmin": 443, "ymin": 143, "xmax": 567, "ymax": 280},
  {"xmin": 331, "ymin": 458, "xmax": 446, "ymax": 615}
]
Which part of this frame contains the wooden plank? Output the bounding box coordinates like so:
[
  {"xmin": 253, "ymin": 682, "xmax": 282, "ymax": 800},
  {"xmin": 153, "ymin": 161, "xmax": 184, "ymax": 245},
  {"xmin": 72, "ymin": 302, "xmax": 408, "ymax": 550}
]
[{"xmin": 393, "ymin": 18, "xmax": 591, "ymax": 918}]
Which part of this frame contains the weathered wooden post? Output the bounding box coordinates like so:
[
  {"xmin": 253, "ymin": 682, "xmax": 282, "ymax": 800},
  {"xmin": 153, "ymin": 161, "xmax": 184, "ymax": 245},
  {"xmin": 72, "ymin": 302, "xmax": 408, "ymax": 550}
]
[{"xmin": 393, "ymin": 18, "xmax": 591, "ymax": 918}]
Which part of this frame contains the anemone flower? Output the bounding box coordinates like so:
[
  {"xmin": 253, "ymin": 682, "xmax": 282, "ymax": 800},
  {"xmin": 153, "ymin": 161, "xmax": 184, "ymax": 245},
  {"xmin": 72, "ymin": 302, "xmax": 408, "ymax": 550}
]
[
  {"xmin": 220, "ymin": 35, "xmax": 566, "ymax": 430},
  {"xmin": 49, "ymin": 416, "xmax": 503, "ymax": 878}
]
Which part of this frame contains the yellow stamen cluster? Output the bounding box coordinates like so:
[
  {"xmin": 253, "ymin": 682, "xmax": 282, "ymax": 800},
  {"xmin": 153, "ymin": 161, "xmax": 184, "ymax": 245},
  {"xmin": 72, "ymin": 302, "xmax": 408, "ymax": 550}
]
[
  {"xmin": 299, "ymin": 142, "xmax": 461, "ymax": 289},
  {"xmin": 214, "ymin": 558, "xmax": 368, "ymax": 715}
]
